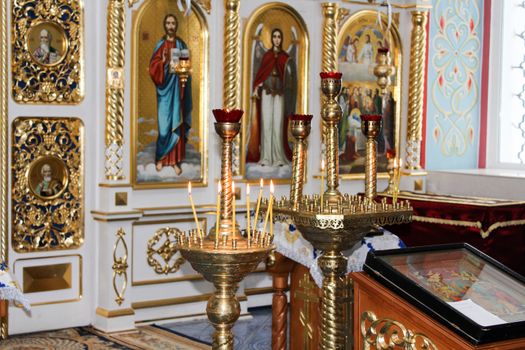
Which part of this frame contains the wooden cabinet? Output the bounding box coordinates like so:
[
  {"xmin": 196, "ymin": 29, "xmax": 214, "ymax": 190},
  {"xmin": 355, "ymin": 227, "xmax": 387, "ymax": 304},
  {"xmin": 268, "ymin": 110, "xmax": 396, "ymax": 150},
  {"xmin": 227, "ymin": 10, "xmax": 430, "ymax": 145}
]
[{"xmin": 352, "ymin": 272, "xmax": 525, "ymax": 350}]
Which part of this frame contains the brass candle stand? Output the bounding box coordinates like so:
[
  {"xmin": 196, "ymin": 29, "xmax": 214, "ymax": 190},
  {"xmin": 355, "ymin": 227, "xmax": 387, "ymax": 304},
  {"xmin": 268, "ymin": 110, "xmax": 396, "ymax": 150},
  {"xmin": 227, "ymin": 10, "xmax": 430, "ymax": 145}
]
[
  {"xmin": 175, "ymin": 109, "xmax": 272, "ymax": 350},
  {"xmin": 284, "ymin": 72, "xmax": 411, "ymax": 350}
]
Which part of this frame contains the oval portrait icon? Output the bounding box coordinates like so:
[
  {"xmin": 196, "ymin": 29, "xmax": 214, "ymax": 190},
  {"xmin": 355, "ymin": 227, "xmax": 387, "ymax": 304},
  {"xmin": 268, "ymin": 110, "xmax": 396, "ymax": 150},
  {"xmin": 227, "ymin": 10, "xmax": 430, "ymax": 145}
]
[
  {"xmin": 28, "ymin": 156, "xmax": 68, "ymax": 200},
  {"xmin": 27, "ymin": 21, "xmax": 69, "ymax": 66}
]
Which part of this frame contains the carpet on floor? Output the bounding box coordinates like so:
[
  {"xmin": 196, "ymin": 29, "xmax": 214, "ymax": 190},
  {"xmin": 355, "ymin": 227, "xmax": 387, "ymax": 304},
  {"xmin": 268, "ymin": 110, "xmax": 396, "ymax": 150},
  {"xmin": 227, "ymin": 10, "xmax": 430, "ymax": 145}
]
[
  {"xmin": 1, "ymin": 325, "xmax": 211, "ymax": 349},
  {"xmin": 158, "ymin": 306, "xmax": 272, "ymax": 350}
]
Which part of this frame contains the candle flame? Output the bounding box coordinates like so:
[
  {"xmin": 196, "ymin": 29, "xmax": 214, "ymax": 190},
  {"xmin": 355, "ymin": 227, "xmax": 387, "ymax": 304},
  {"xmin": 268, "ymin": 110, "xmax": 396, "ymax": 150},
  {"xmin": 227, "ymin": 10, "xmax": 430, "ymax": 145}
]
[
  {"xmin": 399, "ymin": 159, "xmax": 403, "ymax": 168},
  {"xmin": 246, "ymin": 183, "xmax": 250, "ymax": 195},
  {"xmin": 321, "ymin": 159, "xmax": 325, "ymax": 170},
  {"xmin": 218, "ymin": 182, "xmax": 221, "ymax": 193},
  {"xmin": 270, "ymin": 180, "xmax": 274, "ymax": 194},
  {"xmin": 259, "ymin": 178, "xmax": 263, "ymax": 188},
  {"xmin": 232, "ymin": 180, "xmax": 235, "ymax": 192},
  {"xmin": 188, "ymin": 181, "xmax": 192, "ymax": 194}
]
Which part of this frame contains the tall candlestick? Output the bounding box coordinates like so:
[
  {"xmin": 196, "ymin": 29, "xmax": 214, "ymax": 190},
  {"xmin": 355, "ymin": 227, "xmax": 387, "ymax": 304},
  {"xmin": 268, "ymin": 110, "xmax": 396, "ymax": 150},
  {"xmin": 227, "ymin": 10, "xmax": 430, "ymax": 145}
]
[
  {"xmin": 246, "ymin": 183, "xmax": 251, "ymax": 243},
  {"xmin": 394, "ymin": 159, "xmax": 403, "ymax": 204},
  {"xmin": 253, "ymin": 179, "xmax": 263, "ymax": 235},
  {"xmin": 263, "ymin": 180, "xmax": 274, "ymax": 235},
  {"xmin": 188, "ymin": 182, "xmax": 202, "ymax": 238},
  {"xmin": 232, "ymin": 180, "xmax": 236, "ymax": 238},
  {"xmin": 320, "ymin": 159, "xmax": 325, "ymax": 211},
  {"xmin": 215, "ymin": 182, "xmax": 221, "ymax": 243},
  {"xmin": 269, "ymin": 181, "xmax": 274, "ymax": 236}
]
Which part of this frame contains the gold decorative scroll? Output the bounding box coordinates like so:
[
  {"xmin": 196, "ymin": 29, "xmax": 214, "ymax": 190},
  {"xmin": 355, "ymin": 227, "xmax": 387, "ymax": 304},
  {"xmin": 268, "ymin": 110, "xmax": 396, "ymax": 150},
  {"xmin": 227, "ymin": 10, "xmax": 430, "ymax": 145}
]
[
  {"xmin": 406, "ymin": 11, "xmax": 428, "ymax": 170},
  {"xmin": 147, "ymin": 227, "xmax": 185, "ymax": 274},
  {"xmin": 12, "ymin": 0, "xmax": 84, "ymax": 104},
  {"xmin": 105, "ymin": 0, "xmax": 126, "ymax": 180},
  {"xmin": 11, "ymin": 118, "xmax": 84, "ymax": 252},
  {"xmin": 196, "ymin": 0, "xmax": 211, "ymax": 14},
  {"xmin": 361, "ymin": 311, "xmax": 438, "ymax": 350},
  {"xmin": 0, "ymin": 0, "xmax": 8, "ymax": 339},
  {"xmin": 112, "ymin": 228, "xmax": 129, "ymax": 306}
]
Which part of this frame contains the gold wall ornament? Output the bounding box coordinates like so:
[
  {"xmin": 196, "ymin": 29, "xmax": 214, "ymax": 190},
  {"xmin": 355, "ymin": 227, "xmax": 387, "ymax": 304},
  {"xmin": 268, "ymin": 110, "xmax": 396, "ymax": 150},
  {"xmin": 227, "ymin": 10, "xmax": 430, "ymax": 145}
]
[
  {"xmin": 131, "ymin": 0, "xmax": 208, "ymax": 189},
  {"xmin": 0, "ymin": 0, "xmax": 8, "ymax": 339},
  {"xmin": 195, "ymin": 0, "xmax": 211, "ymax": 14},
  {"xmin": 406, "ymin": 11, "xmax": 428, "ymax": 170},
  {"xmin": 361, "ymin": 311, "xmax": 438, "ymax": 350},
  {"xmin": 112, "ymin": 228, "xmax": 129, "ymax": 306},
  {"xmin": 105, "ymin": 0, "xmax": 126, "ymax": 180},
  {"xmin": 295, "ymin": 273, "xmax": 320, "ymax": 349},
  {"xmin": 241, "ymin": 3, "xmax": 309, "ymax": 182},
  {"xmin": 11, "ymin": 0, "xmax": 84, "ymax": 104},
  {"xmin": 11, "ymin": 117, "xmax": 84, "ymax": 252},
  {"xmin": 147, "ymin": 227, "xmax": 185, "ymax": 274}
]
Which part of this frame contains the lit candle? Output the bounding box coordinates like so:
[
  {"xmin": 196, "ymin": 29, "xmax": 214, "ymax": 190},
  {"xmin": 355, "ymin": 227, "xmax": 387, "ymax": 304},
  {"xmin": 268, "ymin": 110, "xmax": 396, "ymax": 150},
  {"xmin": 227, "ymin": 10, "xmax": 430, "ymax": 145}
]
[
  {"xmin": 215, "ymin": 182, "xmax": 221, "ymax": 243},
  {"xmin": 263, "ymin": 180, "xmax": 274, "ymax": 235},
  {"xmin": 395, "ymin": 159, "xmax": 403, "ymax": 204},
  {"xmin": 320, "ymin": 159, "xmax": 325, "ymax": 211},
  {"xmin": 246, "ymin": 183, "xmax": 251, "ymax": 243},
  {"xmin": 232, "ymin": 180, "xmax": 236, "ymax": 238},
  {"xmin": 253, "ymin": 179, "xmax": 263, "ymax": 235},
  {"xmin": 187, "ymin": 182, "xmax": 202, "ymax": 238},
  {"xmin": 269, "ymin": 180, "xmax": 274, "ymax": 236}
]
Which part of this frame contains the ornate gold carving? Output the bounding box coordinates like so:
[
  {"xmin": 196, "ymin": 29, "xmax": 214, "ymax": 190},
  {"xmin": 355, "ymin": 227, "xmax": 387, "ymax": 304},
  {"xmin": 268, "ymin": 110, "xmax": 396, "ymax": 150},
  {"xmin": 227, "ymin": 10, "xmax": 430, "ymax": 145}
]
[
  {"xmin": 195, "ymin": 0, "xmax": 211, "ymax": 14},
  {"xmin": 147, "ymin": 227, "xmax": 185, "ymax": 274},
  {"xmin": 1, "ymin": 0, "xmax": 8, "ymax": 338},
  {"xmin": 23, "ymin": 263, "xmax": 72, "ymax": 293},
  {"xmin": 12, "ymin": 0, "xmax": 84, "ymax": 104},
  {"xmin": 406, "ymin": 11, "xmax": 428, "ymax": 170},
  {"xmin": 12, "ymin": 118, "xmax": 84, "ymax": 252},
  {"xmin": 361, "ymin": 311, "xmax": 438, "ymax": 350},
  {"xmin": 105, "ymin": 0, "xmax": 126, "ymax": 180},
  {"xmin": 336, "ymin": 7, "xmax": 350, "ymax": 29},
  {"xmin": 112, "ymin": 228, "xmax": 128, "ymax": 306},
  {"xmin": 322, "ymin": 3, "xmax": 339, "ymax": 73}
]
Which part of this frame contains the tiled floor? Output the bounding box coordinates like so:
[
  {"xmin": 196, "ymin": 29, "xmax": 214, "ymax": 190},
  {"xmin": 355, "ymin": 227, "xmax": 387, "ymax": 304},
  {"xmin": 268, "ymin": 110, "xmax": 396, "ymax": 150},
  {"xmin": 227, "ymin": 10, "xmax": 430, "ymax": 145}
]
[{"xmin": 159, "ymin": 307, "xmax": 272, "ymax": 350}]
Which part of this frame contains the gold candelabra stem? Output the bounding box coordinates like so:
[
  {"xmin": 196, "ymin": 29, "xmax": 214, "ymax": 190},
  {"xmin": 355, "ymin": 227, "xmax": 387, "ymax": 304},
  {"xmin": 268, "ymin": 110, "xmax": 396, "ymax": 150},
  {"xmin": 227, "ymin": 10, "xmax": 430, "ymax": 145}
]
[
  {"xmin": 214, "ymin": 122, "xmax": 240, "ymax": 235},
  {"xmin": 290, "ymin": 117, "xmax": 312, "ymax": 211},
  {"xmin": 318, "ymin": 251, "xmax": 348, "ymax": 349},
  {"xmin": 361, "ymin": 117, "xmax": 382, "ymax": 201},
  {"xmin": 320, "ymin": 75, "xmax": 343, "ymax": 204},
  {"xmin": 207, "ymin": 277, "xmax": 239, "ymax": 349}
]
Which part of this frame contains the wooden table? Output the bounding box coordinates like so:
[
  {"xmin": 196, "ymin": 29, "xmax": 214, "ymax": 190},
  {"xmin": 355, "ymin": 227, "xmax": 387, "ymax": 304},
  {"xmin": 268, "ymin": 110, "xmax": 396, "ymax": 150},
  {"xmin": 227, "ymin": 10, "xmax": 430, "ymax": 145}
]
[{"xmin": 353, "ymin": 271, "xmax": 525, "ymax": 349}]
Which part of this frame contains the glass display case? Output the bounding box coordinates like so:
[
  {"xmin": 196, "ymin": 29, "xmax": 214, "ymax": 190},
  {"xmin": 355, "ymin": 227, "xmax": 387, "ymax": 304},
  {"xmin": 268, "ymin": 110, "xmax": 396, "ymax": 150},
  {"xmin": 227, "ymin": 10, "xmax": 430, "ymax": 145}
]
[{"xmin": 364, "ymin": 243, "xmax": 525, "ymax": 344}]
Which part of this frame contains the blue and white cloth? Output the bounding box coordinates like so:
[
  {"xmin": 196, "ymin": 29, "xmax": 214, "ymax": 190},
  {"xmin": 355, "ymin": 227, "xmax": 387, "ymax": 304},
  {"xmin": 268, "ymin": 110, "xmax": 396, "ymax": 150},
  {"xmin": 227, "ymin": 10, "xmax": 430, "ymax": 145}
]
[
  {"xmin": 271, "ymin": 219, "xmax": 404, "ymax": 288},
  {"xmin": 0, "ymin": 262, "xmax": 30, "ymax": 311}
]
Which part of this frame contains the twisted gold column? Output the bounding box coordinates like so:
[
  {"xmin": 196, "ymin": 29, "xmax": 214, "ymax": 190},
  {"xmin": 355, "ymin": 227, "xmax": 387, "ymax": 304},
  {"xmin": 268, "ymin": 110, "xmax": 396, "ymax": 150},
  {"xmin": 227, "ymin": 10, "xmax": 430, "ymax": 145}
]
[
  {"xmin": 318, "ymin": 251, "xmax": 347, "ymax": 349},
  {"xmin": 290, "ymin": 116, "xmax": 312, "ymax": 211},
  {"xmin": 322, "ymin": 3, "xmax": 338, "ymax": 73},
  {"xmin": 223, "ymin": 0, "xmax": 240, "ymax": 110},
  {"xmin": 406, "ymin": 11, "xmax": 428, "ymax": 170},
  {"xmin": 105, "ymin": 0, "xmax": 126, "ymax": 180},
  {"xmin": 0, "ymin": 0, "xmax": 8, "ymax": 339}
]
